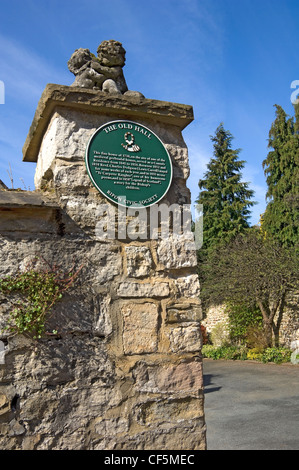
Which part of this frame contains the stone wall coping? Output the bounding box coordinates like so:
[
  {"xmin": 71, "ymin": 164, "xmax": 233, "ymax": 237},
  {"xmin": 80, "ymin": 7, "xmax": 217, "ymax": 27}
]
[
  {"xmin": 0, "ymin": 190, "xmax": 59, "ymax": 209},
  {"xmin": 22, "ymin": 84, "xmax": 194, "ymax": 163},
  {"xmin": 0, "ymin": 180, "xmax": 8, "ymax": 190}
]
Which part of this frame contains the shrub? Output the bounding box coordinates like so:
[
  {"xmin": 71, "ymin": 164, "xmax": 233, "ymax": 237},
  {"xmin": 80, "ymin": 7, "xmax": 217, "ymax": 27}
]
[
  {"xmin": 222, "ymin": 346, "xmax": 248, "ymax": 360},
  {"xmin": 247, "ymin": 348, "xmax": 263, "ymax": 361},
  {"xmin": 202, "ymin": 344, "xmax": 247, "ymax": 361},
  {"xmin": 202, "ymin": 344, "xmax": 293, "ymax": 364},
  {"xmin": 0, "ymin": 257, "xmax": 82, "ymax": 339},
  {"xmin": 245, "ymin": 325, "xmax": 270, "ymax": 350},
  {"xmin": 202, "ymin": 345, "xmax": 221, "ymax": 360},
  {"xmin": 261, "ymin": 347, "xmax": 292, "ymax": 364}
]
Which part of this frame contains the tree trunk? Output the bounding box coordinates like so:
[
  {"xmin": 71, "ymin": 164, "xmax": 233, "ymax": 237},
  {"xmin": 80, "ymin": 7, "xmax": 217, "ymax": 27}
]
[
  {"xmin": 264, "ymin": 320, "xmax": 274, "ymax": 347},
  {"xmin": 257, "ymin": 299, "xmax": 274, "ymax": 347},
  {"xmin": 272, "ymin": 294, "xmax": 286, "ymax": 346},
  {"xmin": 257, "ymin": 294, "xmax": 286, "ymax": 347}
]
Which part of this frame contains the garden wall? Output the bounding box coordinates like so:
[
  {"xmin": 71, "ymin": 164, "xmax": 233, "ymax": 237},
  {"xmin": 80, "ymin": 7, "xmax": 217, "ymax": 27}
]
[
  {"xmin": 202, "ymin": 300, "xmax": 299, "ymax": 349},
  {"xmin": 0, "ymin": 85, "xmax": 206, "ymax": 450}
]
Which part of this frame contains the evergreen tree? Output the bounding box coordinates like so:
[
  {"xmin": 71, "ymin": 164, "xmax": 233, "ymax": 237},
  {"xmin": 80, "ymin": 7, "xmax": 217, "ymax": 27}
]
[
  {"xmin": 261, "ymin": 104, "xmax": 299, "ymax": 248},
  {"xmin": 196, "ymin": 123, "xmax": 255, "ymax": 255}
]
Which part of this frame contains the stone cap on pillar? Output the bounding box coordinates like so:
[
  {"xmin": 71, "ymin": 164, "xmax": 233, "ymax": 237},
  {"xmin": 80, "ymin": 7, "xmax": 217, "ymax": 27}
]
[{"xmin": 22, "ymin": 84, "xmax": 194, "ymax": 163}]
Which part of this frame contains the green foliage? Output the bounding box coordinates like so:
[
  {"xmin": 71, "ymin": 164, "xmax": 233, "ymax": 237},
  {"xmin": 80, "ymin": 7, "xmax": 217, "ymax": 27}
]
[
  {"xmin": 196, "ymin": 123, "xmax": 255, "ymax": 256},
  {"xmin": 198, "ymin": 106, "xmax": 298, "ymax": 353},
  {"xmin": 262, "ymin": 104, "xmax": 299, "ymax": 249},
  {"xmin": 260, "ymin": 347, "xmax": 292, "ymax": 364},
  {"xmin": 0, "ymin": 258, "xmax": 82, "ymax": 339},
  {"xmin": 226, "ymin": 302, "xmax": 263, "ymax": 344},
  {"xmin": 202, "ymin": 344, "xmax": 292, "ymax": 364},
  {"xmin": 202, "ymin": 344, "xmax": 248, "ymax": 361},
  {"xmin": 201, "ymin": 230, "xmax": 299, "ymax": 346},
  {"xmin": 246, "ymin": 348, "xmax": 263, "ymax": 361},
  {"xmin": 245, "ymin": 325, "xmax": 271, "ymax": 350}
]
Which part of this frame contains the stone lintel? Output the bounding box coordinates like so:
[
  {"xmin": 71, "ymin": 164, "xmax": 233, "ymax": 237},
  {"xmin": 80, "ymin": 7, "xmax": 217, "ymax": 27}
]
[
  {"xmin": 0, "ymin": 191, "xmax": 64, "ymax": 236},
  {"xmin": 0, "ymin": 191, "xmax": 59, "ymax": 209},
  {"xmin": 0, "ymin": 180, "xmax": 8, "ymax": 190},
  {"xmin": 22, "ymin": 84, "xmax": 194, "ymax": 163}
]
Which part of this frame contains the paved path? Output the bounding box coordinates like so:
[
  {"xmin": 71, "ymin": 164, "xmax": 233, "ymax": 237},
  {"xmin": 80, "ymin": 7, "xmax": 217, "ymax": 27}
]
[{"xmin": 203, "ymin": 359, "xmax": 299, "ymax": 450}]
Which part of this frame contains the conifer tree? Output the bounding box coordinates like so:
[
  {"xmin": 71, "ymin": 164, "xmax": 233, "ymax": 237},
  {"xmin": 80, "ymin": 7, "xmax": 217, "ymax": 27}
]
[
  {"xmin": 261, "ymin": 104, "xmax": 299, "ymax": 248},
  {"xmin": 196, "ymin": 123, "xmax": 255, "ymax": 255}
]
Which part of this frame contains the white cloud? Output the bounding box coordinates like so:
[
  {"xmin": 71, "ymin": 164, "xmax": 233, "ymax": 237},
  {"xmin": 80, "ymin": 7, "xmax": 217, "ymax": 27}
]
[
  {"xmin": 0, "ymin": 33, "xmax": 70, "ymax": 189},
  {"xmin": 0, "ymin": 33, "xmax": 69, "ymax": 103}
]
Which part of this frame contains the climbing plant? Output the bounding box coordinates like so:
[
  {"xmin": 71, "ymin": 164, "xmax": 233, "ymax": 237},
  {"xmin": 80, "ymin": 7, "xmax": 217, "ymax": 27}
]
[{"xmin": 0, "ymin": 258, "xmax": 82, "ymax": 339}]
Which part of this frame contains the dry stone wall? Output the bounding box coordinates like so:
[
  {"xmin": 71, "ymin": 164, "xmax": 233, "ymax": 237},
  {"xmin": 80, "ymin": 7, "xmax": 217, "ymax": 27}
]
[{"xmin": 0, "ymin": 85, "xmax": 206, "ymax": 450}]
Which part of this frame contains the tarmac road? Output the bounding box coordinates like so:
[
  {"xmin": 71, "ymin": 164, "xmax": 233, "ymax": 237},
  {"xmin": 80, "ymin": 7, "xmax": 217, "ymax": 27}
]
[{"xmin": 203, "ymin": 359, "xmax": 299, "ymax": 450}]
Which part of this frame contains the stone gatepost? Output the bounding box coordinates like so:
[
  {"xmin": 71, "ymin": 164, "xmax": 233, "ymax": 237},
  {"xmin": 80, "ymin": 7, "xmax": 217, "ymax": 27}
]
[{"xmin": 0, "ymin": 41, "xmax": 206, "ymax": 450}]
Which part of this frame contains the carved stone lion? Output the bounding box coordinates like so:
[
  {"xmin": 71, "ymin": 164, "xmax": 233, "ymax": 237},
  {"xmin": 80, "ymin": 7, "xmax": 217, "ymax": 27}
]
[{"xmin": 67, "ymin": 40, "xmax": 128, "ymax": 94}]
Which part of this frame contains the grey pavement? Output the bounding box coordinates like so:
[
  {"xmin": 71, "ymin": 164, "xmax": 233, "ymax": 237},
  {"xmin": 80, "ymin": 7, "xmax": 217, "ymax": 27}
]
[{"xmin": 203, "ymin": 358, "xmax": 299, "ymax": 450}]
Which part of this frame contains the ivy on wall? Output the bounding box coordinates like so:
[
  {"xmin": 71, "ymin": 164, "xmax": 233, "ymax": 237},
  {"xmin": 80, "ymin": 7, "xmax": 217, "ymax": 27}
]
[{"xmin": 0, "ymin": 258, "xmax": 82, "ymax": 339}]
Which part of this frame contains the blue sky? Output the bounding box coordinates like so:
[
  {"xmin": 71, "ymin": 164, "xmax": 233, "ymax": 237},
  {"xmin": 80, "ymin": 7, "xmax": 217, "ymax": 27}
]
[{"xmin": 0, "ymin": 0, "xmax": 298, "ymax": 225}]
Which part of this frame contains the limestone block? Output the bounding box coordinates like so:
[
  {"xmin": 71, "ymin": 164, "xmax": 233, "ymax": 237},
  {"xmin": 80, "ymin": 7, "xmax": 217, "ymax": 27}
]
[
  {"xmin": 94, "ymin": 417, "xmax": 129, "ymax": 437},
  {"xmin": 174, "ymin": 274, "xmax": 200, "ymax": 298},
  {"xmin": 156, "ymin": 235, "xmax": 197, "ymax": 270},
  {"xmin": 0, "ymin": 238, "xmax": 122, "ymax": 286},
  {"xmin": 100, "ymin": 422, "xmax": 206, "ymax": 450},
  {"xmin": 0, "ymin": 340, "xmax": 7, "ymax": 365},
  {"xmin": 94, "ymin": 295, "xmax": 112, "ymax": 337},
  {"xmin": 0, "ymin": 393, "xmax": 10, "ymax": 416},
  {"xmin": 132, "ymin": 360, "xmax": 203, "ymax": 395},
  {"xmin": 0, "ymin": 206, "xmax": 59, "ymax": 235},
  {"xmin": 78, "ymin": 241, "xmax": 122, "ymax": 285},
  {"xmin": 164, "ymin": 178, "xmax": 191, "ymax": 206},
  {"xmin": 53, "ymin": 163, "xmax": 91, "ymax": 190},
  {"xmin": 117, "ymin": 281, "xmax": 169, "ymax": 298},
  {"xmin": 135, "ymin": 397, "xmax": 203, "ymax": 426},
  {"xmin": 58, "ymin": 194, "xmax": 107, "ymax": 234},
  {"xmin": 9, "ymin": 419, "xmax": 26, "ymax": 436},
  {"xmin": 121, "ymin": 303, "xmax": 159, "ymax": 354},
  {"xmin": 34, "ymin": 108, "xmax": 107, "ymax": 188},
  {"xmin": 166, "ymin": 323, "xmax": 202, "ymax": 353},
  {"xmin": 46, "ymin": 293, "xmax": 112, "ymax": 336},
  {"xmin": 125, "ymin": 245, "xmax": 152, "ymax": 278},
  {"xmin": 165, "ymin": 144, "xmax": 190, "ymax": 180},
  {"xmin": 165, "ymin": 303, "xmax": 202, "ymax": 323}
]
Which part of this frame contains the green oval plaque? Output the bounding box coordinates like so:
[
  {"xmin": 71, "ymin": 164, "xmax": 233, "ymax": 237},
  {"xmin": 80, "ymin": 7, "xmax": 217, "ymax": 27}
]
[{"xmin": 85, "ymin": 120, "xmax": 173, "ymax": 208}]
